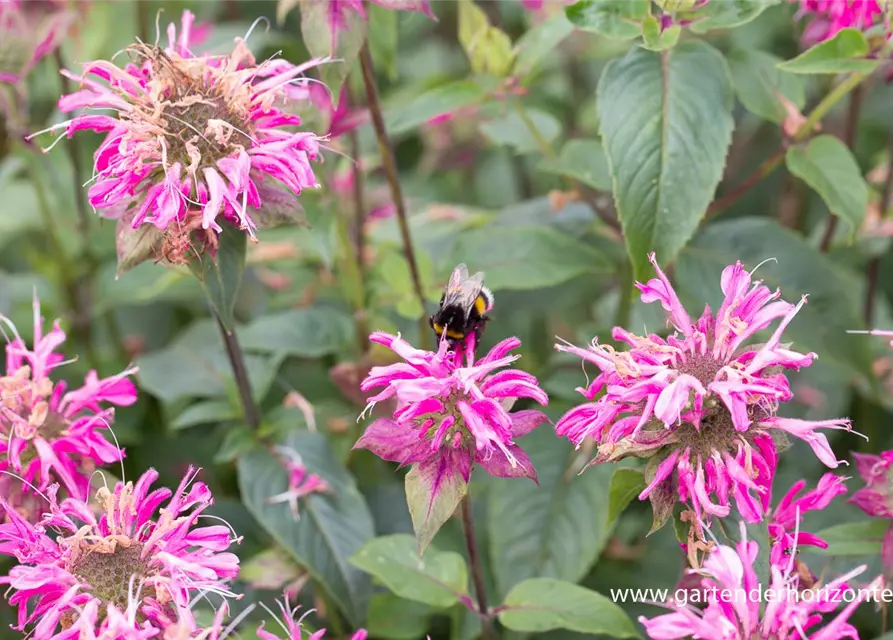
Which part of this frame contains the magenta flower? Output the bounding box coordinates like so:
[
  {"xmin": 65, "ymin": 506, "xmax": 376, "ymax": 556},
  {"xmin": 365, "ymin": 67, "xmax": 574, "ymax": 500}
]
[
  {"xmin": 266, "ymin": 445, "xmax": 331, "ymax": 520},
  {"xmin": 641, "ymin": 525, "xmax": 882, "ymax": 640},
  {"xmin": 354, "ymin": 332, "xmax": 548, "ymax": 549},
  {"xmin": 555, "ymin": 254, "xmax": 852, "ymax": 531},
  {"xmin": 796, "ymin": 0, "xmax": 884, "ymax": 45},
  {"xmin": 0, "ymin": 298, "xmax": 137, "ymax": 505},
  {"xmin": 31, "ymin": 10, "xmax": 325, "ymax": 264},
  {"xmin": 768, "ymin": 473, "xmax": 847, "ymax": 566},
  {"xmin": 849, "ymin": 451, "xmax": 893, "ymax": 574},
  {"xmin": 0, "ymin": 467, "xmax": 241, "ymax": 638},
  {"xmin": 257, "ymin": 592, "xmax": 367, "ymax": 640}
]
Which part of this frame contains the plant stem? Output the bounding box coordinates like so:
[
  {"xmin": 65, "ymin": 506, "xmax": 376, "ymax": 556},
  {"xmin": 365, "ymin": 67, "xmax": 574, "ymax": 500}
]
[
  {"xmin": 358, "ymin": 41, "xmax": 429, "ymax": 347},
  {"xmin": 795, "ymin": 73, "xmax": 865, "ymax": 143},
  {"xmin": 706, "ymin": 149, "xmax": 785, "ymax": 216},
  {"xmin": 214, "ymin": 312, "xmax": 260, "ymax": 431},
  {"xmin": 348, "ymin": 128, "xmax": 370, "ymax": 355},
  {"xmin": 461, "ymin": 495, "xmax": 494, "ymax": 639}
]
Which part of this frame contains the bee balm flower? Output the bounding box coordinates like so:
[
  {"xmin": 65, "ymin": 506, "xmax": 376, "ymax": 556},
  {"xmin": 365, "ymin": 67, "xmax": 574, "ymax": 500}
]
[
  {"xmin": 32, "ymin": 11, "xmax": 325, "ymax": 265},
  {"xmin": 354, "ymin": 333, "xmax": 548, "ymax": 549},
  {"xmin": 796, "ymin": 0, "xmax": 884, "ymax": 45},
  {"xmin": 0, "ymin": 298, "xmax": 137, "ymax": 506},
  {"xmin": 0, "ymin": 467, "xmax": 241, "ymax": 638},
  {"xmin": 257, "ymin": 592, "xmax": 367, "ymax": 640},
  {"xmin": 555, "ymin": 254, "xmax": 852, "ymax": 531}
]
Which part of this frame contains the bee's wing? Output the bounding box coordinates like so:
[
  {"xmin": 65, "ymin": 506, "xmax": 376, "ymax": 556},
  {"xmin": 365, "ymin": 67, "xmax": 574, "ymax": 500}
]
[
  {"xmin": 446, "ymin": 264, "xmax": 470, "ymax": 293},
  {"xmin": 443, "ymin": 266, "xmax": 484, "ymax": 319}
]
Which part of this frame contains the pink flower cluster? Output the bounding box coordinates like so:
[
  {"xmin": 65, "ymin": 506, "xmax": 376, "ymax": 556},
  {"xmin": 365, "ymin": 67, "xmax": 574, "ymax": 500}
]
[
  {"xmin": 555, "ymin": 254, "xmax": 852, "ymax": 529},
  {"xmin": 796, "ymin": 0, "xmax": 884, "ymax": 45},
  {"xmin": 849, "ymin": 451, "xmax": 893, "ymax": 574},
  {"xmin": 0, "ymin": 298, "xmax": 137, "ymax": 507}
]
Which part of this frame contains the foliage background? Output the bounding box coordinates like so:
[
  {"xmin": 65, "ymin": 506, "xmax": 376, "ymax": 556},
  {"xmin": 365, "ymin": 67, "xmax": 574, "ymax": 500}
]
[{"xmin": 1, "ymin": 0, "xmax": 892, "ymax": 638}]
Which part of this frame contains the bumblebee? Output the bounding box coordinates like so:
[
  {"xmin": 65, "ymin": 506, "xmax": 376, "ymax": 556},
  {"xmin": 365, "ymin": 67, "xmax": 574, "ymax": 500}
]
[{"xmin": 430, "ymin": 263, "xmax": 494, "ymax": 344}]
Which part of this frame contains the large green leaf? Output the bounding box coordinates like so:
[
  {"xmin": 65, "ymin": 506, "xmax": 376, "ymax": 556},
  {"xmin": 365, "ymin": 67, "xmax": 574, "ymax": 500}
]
[
  {"xmin": 813, "ymin": 520, "xmax": 890, "ymax": 556},
  {"xmin": 300, "ymin": 0, "xmax": 367, "ymax": 97},
  {"xmin": 239, "ymin": 307, "xmax": 354, "ymax": 358},
  {"xmin": 385, "ymin": 80, "xmax": 491, "ymax": 136},
  {"xmin": 479, "ymin": 109, "xmax": 562, "ymax": 154},
  {"xmin": 565, "ymin": 0, "xmax": 649, "ymax": 39},
  {"xmin": 238, "ymin": 431, "xmax": 375, "ymax": 625},
  {"xmin": 537, "ymin": 139, "xmax": 612, "ymax": 191},
  {"xmin": 188, "ymin": 226, "xmax": 246, "ymax": 331},
  {"xmin": 675, "ymin": 218, "xmax": 874, "ymax": 383},
  {"xmin": 488, "ymin": 430, "xmax": 614, "ymax": 597},
  {"xmin": 448, "ymin": 226, "xmax": 612, "ymax": 291},
  {"xmin": 777, "ymin": 28, "xmax": 878, "ymax": 74},
  {"xmin": 727, "ymin": 49, "xmax": 806, "ymax": 123},
  {"xmin": 350, "ymin": 534, "xmax": 468, "ymax": 608},
  {"xmin": 498, "ymin": 578, "xmax": 639, "ymax": 636},
  {"xmin": 597, "ymin": 41, "xmax": 734, "ymax": 281},
  {"xmin": 786, "ymin": 135, "xmax": 869, "ymax": 238}
]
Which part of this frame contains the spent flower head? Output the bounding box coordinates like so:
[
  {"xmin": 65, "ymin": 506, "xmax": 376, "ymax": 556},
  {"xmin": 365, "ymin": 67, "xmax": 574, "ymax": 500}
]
[
  {"xmin": 0, "ymin": 467, "xmax": 241, "ymax": 638},
  {"xmin": 31, "ymin": 10, "xmax": 326, "ymax": 266},
  {"xmin": 0, "ymin": 297, "xmax": 137, "ymax": 507},
  {"xmin": 555, "ymin": 254, "xmax": 852, "ymax": 532},
  {"xmin": 354, "ymin": 332, "xmax": 548, "ymax": 549}
]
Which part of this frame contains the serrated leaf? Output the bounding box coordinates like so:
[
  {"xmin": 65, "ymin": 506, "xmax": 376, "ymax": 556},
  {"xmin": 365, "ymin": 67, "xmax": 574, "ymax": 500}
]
[
  {"xmin": 727, "ymin": 49, "xmax": 806, "ymax": 123},
  {"xmin": 350, "ymin": 534, "xmax": 468, "ymax": 607},
  {"xmin": 239, "ymin": 307, "xmax": 354, "ymax": 358},
  {"xmin": 238, "ymin": 431, "xmax": 375, "ymax": 625},
  {"xmin": 537, "ymin": 139, "xmax": 611, "ymax": 191},
  {"xmin": 786, "ymin": 134, "xmax": 869, "ymax": 238},
  {"xmin": 813, "ymin": 520, "xmax": 890, "ymax": 556},
  {"xmin": 512, "ymin": 13, "xmax": 574, "ymax": 77},
  {"xmin": 689, "ymin": 0, "xmax": 778, "ymax": 33},
  {"xmin": 300, "ymin": 0, "xmax": 367, "ymax": 97},
  {"xmin": 607, "ymin": 467, "xmax": 646, "ymax": 525},
  {"xmin": 188, "ymin": 225, "xmax": 246, "ymax": 331},
  {"xmin": 777, "ymin": 28, "xmax": 878, "ymax": 74},
  {"xmin": 565, "ymin": 0, "xmax": 649, "ymax": 39},
  {"xmin": 597, "ymin": 41, "xmax": 734, "ymax": 282},
  {"xmin": 385, "ymin": 80, "xmax": 491, "ymax": 136},
  {"xmin": 499, "ymin": 578, "xmax": 640, "ymax": 636},
  {"xmin": 641, "ymin": 16, "xmax": 680, "ymax": 51},
  {"xmin": 449, "ymin": 226, "xmax": 611, "ymax": 291},
  {"xmin": 488, "ymin": 430, "xmax": 614, "ymax": 597}
]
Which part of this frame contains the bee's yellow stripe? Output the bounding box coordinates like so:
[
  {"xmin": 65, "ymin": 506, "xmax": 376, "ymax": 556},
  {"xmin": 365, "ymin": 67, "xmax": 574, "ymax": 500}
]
[{"xmin": 474, "ymin": 295, "xmax": 487, "ymax": 315}]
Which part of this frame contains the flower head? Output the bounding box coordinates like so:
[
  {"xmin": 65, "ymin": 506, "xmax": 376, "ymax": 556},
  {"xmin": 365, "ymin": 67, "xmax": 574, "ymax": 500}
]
[
  {"xmin": 265, "ymin": 446, "xmax": 331, "ymax": 521},
  {"xmin": 555, "ymin": 254, "xmax": 852, "ymax": 530},
  {"xmin": 257, "ymin": 592, "xmax": 367, "ymax": 640},
  {"xmin": 0, "ymin": 467, "xmax": 241, "ymax": 638},
  {"xmin": 640, "ymin": 524, "xmax": 882, "ymax": 640},
  {"xmin": 796, "ymin": 0, "xmax": 884, "ymax": 45},
  {"xmin": 354, "ymin": 332, "xmax": 548, "ymax": 547},
  {"xmin": 0, "ymin": 297, "xmax": 137, "ymax": 505},
  {"xmin": 33, "ymin": 10, "xmax": 325, "ymax": 264}
]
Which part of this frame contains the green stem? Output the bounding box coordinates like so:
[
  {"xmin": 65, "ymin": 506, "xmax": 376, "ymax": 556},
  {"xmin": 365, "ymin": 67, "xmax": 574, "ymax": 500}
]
[
  {"xmin": 795, "ymin": 72, "xmax": 865, "ymax": 143},
  {"xmin": 214, "ymin": 312, "xmax": 260, "ymax": 431}
]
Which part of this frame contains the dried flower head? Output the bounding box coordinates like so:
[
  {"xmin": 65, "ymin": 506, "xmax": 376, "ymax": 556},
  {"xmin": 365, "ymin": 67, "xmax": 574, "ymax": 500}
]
[
  {"xmin": 0, "ymin": 467, "xmax": 241, "ymax": 638},
  {"xmin": 0, "ymin": 297, "xmax": 137, "ymax": 506},
  {"xmin": 354, "ymin": 332, "xmax": 548, "ymax": 549},
  {"xmin": 31, "ymin": 11, "xmax": 325, "ymax": 266},
  {"xmin": 555, "ymin": 254, "xmax": 853, "ymax": 532}
]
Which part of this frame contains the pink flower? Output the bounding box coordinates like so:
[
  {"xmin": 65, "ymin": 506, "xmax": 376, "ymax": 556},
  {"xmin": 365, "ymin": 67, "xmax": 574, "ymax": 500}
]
[
  {"xmin": 354, "ymin": 333, "xmax": 548, "ymax": 546},
  {"xmin": 30, "ymin": 10, "xmax": 325, "ymax": 261},
  {"xmin": 0, "ymin": 297, "xmax": 137, "ymax": 505},
  {"xmin": 0, "ymin": 467, "xmax": 241, "ymax": 638},
  {"xmin": 640, "ymin": 524, "xmax": 882, "ymax": 640},
  {"xmin": 265, "ymin": 446, "xmax": 331, "ymax": 520},
  {"xmin": 796, "ymin": 0, "xmax": 884, "ymax": 45},
  {"xmin": 849, "ymin": 450, "xmax": 893, "ymax": 575},
  {"xmin": 257, "ymin": 592, "xmax": 367, "ymax": 640},
  {"xmin": 555, "ymin": 254, "xmax": 852, "ymax": 530},
  {"xmin": 768, "ymin": 473, "xmax": 847, "ymax": 566},
  {"xmin": 0, "ymin": 0, "xmax": 73, "ymax": 85}
]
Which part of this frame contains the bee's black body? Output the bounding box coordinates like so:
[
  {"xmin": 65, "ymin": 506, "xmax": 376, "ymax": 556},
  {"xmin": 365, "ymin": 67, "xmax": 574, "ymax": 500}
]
[{"xmin": 429, "ymin": 264, "xmax": 494, "ymax": 345}]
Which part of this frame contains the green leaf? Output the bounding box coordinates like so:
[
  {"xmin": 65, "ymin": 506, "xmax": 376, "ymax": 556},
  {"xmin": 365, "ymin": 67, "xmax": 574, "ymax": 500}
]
[
  {"xmin": 689, "ymin": 0, "xmax": 778, "ymax": 33},
  {"xmin": 777, "ymin": 28, "xmax": 878, "ymax": 74},
  {"xmin": 458, "ymin": 0, "xmax": 514, "ymax": 77},
  {"xmin": 188, "ymin": 226, "xmax": 246, "ymax": 331},
  {"xmin": 498, "ymin": 578, "xmax": 640, "ymax": 636},
  {"xmin": 488, "ymin": 430, "xmax": 614, "ymax": 597},
  {"xmin": 238, "ymin": 431, "xmax": 375, "ymax": 625},
  {"xmin": 479, "ymin": 109, "xmax": 561, "ymax": 154},
  {"xmin": 641, "ymin": 16, "xmax": 680, "ymax": 52},
  {"xmin": 565, "ymin": 0, "xmax": 649, "ymax": 40},
  {"xmin": 350, "ymin": 534, "xmax": 469, "ymax": 607},
  {"xmin": 172, "ymin": 399, "xmax": 239, "ymax": 430},
  {"xmin": 300, "ymin": 0, "xmax": 367, "ymax": 97},
  {"xmin": 214, "ymin": 425, "xmax": 256, "ymax": 463},
  {"xmin": 449, "ymin": 226, "xmax": 611, "ymax": 291},
  {"xmin": 537, "ymin": 139, "xmax": 611, "ymax": 191},
  {"xmin": 239, "ymin": 307, "xmax": 354, "ymax": 358},
  {"xmin": 786, "ymin": 135, "xmax": 869, "ymax": 237},
  {"xmin": 813, "ymin": 520, "xmax": 890, "ymax": 556},
  {"xmin": 597, "ymin": 41, "xmax": 734, "ymax": 282},
  {"xmin": 367, "ymin": 593, "xmax": 433, "ymax": 640},
  {"xmin": 727, "ymin": 49, "xmax": 807, "ymax": 123},
  {"xmin": 385, "ymin": 81, "xmax": 490, "ymax": 136},
  {"xmin": 405, "ymin": 463, "xmax": 467, "ymax": 555},
  {"xmin": 675, "ymin": 218, "xmax": 874, "ymax": 384},
  {"xmin": 607, "ymin": 468, "xmax": 646, "ymax": 525},
  {"xmin": 512, "ymin": 13, "xmax": 574, "ymax": 77}
]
